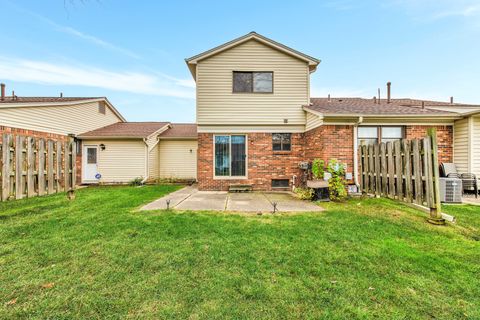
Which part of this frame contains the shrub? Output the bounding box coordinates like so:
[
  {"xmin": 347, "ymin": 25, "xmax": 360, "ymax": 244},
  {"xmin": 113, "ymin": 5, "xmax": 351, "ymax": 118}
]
[
  {"xmin": 312, "ymin": 159, "xmax": 325, "ymax": 180},
  {"xmin": 295, "ymin": 187, "xmax": 315, "ymax": 200},
  {"xmin": 129, "ymin": 177, "xmax": 144, "ymax": 186},
  {"xmin": 327, "ymin": 159, "xmax": 348, "ymax": 201}
]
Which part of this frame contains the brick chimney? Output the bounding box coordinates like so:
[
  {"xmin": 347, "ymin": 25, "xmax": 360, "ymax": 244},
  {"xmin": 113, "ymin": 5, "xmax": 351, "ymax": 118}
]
[
  {"xmin": 387, "ymin": 82, "xmax": 391, "ymax": 103},
  {"xmin": 0, "ymin": 83, "xmax": 5, "ymax": 101}
]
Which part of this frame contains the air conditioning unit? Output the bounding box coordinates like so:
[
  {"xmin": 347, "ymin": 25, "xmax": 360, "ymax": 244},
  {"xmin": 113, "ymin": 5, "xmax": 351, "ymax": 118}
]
[{"xmin": 439, "ymin": 177, "xmax": 463, "ymax": 203}]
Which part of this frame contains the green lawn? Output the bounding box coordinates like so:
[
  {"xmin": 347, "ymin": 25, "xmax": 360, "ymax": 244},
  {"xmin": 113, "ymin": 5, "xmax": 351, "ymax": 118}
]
[{"xmin": 1, "ymin": 186, "xmax": 479, "ymax": 319}]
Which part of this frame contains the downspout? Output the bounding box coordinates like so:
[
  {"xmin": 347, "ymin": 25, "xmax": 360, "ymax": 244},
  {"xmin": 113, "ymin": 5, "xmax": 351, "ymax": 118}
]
[
  {"xmin": 142, "ymin": 138, "xmax": 149, "ymax": 184},
  {"xmin": 353, "ymin": 116, "xmax": 363, "ymax": 188}
]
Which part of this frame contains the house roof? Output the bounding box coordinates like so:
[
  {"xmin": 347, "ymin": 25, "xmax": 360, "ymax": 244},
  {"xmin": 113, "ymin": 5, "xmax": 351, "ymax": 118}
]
[
  {"xmin": 185, "ymin": 31, "xmax": 320, "ymax": 78},
  {"xmin": 0, "ymin": 96, "xmax": 100, "ymax": 104},
  {"xmin": 159, "ymin": 123, "xmax": 197, "ymax": 139},
  {"xmin": 0, "ymin": 96, "xmax": 127, "ymax": 122},
  {"xmin": 78, "ymin": 122, "xmax": 170, "ymax": 139},
  {"xmin": 305, "ymin": 97, "xmax": 468, "ymax": 117}
]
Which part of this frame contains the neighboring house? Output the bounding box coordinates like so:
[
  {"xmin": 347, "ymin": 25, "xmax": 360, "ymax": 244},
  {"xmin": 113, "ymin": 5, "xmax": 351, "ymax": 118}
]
[
  {"xmin": 0, "ymin": 90, "xmax": 126, "ymax": 183},
  {"xmin": 77, "ymin": 122, "xmax": 197, "ymax": 183},
  {"xmin": 0, "ymin": 86, "xmax": 197, "ymax": 184},
  {"xmin": 185, "ymin": 32, "xmax": 480, "ymax": 191}
]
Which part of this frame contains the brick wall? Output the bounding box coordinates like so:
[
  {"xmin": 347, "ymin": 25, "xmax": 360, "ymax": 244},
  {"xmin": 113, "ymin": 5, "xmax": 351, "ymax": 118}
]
[
  {"xmin": 197, "ymin": 124, "xmax": 454, "ymax": 191},
  {"xmin": 405, "ymin": 125, "xmax": 453, "ymax": 163},
  {"xmin": 0, "ymin": 126, "xmax": 82, "ymax": 184},
  {"xmin": 304, "ymin": 125, "xmax": 354, "ymax": 171},
  {"xmin": 198, "ymin": 133, "xmax": 305, "ymax": 191}
]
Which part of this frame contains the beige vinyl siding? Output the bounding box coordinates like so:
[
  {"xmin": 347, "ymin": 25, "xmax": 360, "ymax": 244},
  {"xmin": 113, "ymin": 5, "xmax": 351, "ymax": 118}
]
[
  {"xmin": 453, "ymin": 118, "xmax": 470, "ymax": 174},
  {"xmin": 0, "ymin": 102, "xmax": 121, "ymax": 135},
  {"xmin": 472, "ymin": 116, "xmax": 480, "ymax": 176},
  {"xmin": 84, "ymin": 140, "xmax": 146, "ymax": 183},
  {"xmin": 159, "ymin": 140, "xmax": 197, "ymax": 179},
  {"xmin": 305, "ymin": 111, "xmax": 323, "ymax": 131},
  {"xmin": 145, "ymin": 135, "xmax": 160, "ymax": 180},
  {"xmin": 196, "ymin": 39, "xmax": 309, "ymax": 129}
]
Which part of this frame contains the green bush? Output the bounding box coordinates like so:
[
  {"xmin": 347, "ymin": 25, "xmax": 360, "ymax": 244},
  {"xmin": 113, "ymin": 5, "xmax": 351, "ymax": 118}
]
[
  {"xmin": 311, "ymin": 159, "xmax": 325, "ymax": 180},
  {"xmin": 327, "ymin": 159, "xmax": 348, "ymax": 201},
  {"xmin": 129, "ymin": 177, "xmax": 144, "ymax": 186},
  {"xmin": 295, "ymin": 187, "xmax": 315, "ymax": 200}
]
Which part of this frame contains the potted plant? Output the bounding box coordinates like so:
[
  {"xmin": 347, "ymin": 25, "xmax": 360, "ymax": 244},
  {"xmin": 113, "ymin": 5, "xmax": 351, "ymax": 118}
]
[{"xmin": 307, "ymin": 159, "xmax": 329, "ymax": 189}]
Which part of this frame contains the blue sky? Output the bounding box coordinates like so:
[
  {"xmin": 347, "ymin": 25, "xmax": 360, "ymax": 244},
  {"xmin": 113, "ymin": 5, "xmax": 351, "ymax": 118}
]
[{"xmin": 1, "ymin": 0, "xmax": 479, "ymax": 122}]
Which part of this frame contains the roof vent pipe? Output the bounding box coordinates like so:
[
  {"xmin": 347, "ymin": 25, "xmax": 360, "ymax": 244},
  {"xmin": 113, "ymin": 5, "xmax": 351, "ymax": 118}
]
[
  {"xmin": 373, "ymin": 96, "xmax": 377, "ymax": 104},
  {"xmin": 450, "ymin": 96, "xmax": 454, "ymax": 104},
  {"xmin": 60, "ymin": 92, "xmax": 63, "ymax": 98},
  {"xmin": 0, "ymin": 83, "xmax": 5, "ymax": 101},
  {"xmin": 328, "ymin": 94, "xmax": 331, "ymax": 102},
  {"xmin": 422, "ymin": 101, "xmax": 425, "ymax": 109},
  {"xmin": 378, "ymin": 88, "xmax": 381, "ymax": 104},
  {"xmin": 387, "ymin": 82, "xmax": 391, "ymax": 103}
]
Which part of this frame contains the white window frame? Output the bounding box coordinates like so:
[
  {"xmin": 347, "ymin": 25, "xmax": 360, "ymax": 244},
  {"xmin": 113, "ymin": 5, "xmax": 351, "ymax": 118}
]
[
  {"xmin": 213, "ymin": 134, "xmax": 248, "ymax": 180},
  {"xmin": 357, "ymin": 126, "xmax": 404, "ymax": 145}
]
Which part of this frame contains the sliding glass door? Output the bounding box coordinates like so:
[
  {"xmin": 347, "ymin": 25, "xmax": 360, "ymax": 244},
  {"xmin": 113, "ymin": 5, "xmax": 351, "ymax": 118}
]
[{"xmin": 214, "ymin": 135, "xmax": 246, "ymax": 177}]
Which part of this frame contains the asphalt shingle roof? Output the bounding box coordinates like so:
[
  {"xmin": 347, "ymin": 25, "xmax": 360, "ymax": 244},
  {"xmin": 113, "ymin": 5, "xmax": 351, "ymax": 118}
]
[
  {"xmin": 159, "ymin": 123, "xmax": 197, "ymax": 138},
  {"xmin": 78, "ymin": 122, "xmax": 170, "ymax": 138},
  {"xmin": 0, "ymin": 96, "xmax": 102, "ymax": 104},
  {"xmin": 306, "ymin": 98, "xmax": 467, "ymax": 115}
]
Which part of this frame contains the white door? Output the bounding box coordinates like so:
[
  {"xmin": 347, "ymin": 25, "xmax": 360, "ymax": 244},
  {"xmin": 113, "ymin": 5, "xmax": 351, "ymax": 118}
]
[{"xmin": 83, "ymin": 145, "xmax": 99, "ymax": 182}]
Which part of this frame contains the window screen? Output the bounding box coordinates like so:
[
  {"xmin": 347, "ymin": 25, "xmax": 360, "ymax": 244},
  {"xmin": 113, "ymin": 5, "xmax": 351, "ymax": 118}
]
[
  {"xmin": 381, "ymin": 127, "xmax": 403, "ymax": 143},
  {"xmin": 272, "ymin": 133, "xmax": 291, "ymax": 151},
  {"xmin": 233, "ymin": 72, "xmax": 273, "ymax": 93},
  {"xmin": 358, "ymin": 127, "xmax": 378, "ymax": 146}
]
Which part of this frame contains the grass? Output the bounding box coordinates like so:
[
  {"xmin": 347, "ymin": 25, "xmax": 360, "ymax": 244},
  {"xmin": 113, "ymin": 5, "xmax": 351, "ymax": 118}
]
[{"xmin": 0, "ymin": 185, "xmax": 479, "ymax": 319}]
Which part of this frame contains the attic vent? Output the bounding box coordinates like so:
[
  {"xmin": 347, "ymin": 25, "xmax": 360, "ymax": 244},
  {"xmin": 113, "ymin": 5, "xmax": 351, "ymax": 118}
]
[{"xmin": 98, "ymin": 102, "xmax": 106, "ymax": 115}]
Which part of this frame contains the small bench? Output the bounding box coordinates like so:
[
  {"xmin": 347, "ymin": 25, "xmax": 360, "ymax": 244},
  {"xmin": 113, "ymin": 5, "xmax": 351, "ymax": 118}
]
[{"xmin": 229, "ymin": 184, "xmax": 253, "ymax": 192}]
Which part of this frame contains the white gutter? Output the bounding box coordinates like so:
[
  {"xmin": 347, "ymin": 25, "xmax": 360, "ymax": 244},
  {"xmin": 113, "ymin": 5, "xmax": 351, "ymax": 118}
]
[{"xmin": 353, "ymin": 116, "xmax": 363, "ymax": 188}]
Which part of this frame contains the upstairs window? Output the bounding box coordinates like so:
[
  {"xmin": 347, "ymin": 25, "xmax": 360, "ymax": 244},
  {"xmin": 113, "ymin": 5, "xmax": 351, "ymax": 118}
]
[
  {"xmin": 272, "ymin": 133, "xmax": 291, "ymax": 151},
  {"xmin": 233, "ymin": 72, "xmax": 273, "ymax": 93}
]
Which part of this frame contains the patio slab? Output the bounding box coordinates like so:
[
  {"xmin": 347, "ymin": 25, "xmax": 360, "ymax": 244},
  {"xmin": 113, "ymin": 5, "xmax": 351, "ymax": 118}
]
[
  {"xmin": 264, "ymin": 193, "xmax": 324, "ymax": 212},
  {"xmin": 175, "ymin": 191, "xmax": 228, "ymax": 211},
  {"xmin": 226, "ymin": 192, "xmax": 273, "ymax": 212},
  {"xmin": 141, "ymin": 186, "xmax": 324, "ymax": 213},
  {"xmin": 140, "ymin": 186, "xmax": 197, "ymax": 210}
]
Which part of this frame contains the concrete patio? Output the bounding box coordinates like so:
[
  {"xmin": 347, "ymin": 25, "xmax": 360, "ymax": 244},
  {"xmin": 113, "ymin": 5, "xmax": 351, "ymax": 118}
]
[{"xmin": 141, "ymin": 186, "xmax": 324, "ymax": 213}]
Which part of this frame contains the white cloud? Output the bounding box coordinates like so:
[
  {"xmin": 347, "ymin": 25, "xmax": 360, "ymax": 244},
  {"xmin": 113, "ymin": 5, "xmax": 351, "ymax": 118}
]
[
  {"xmin": 0, "ymin": 56, "xmax": 195, "ymax": 99},
  {"xmin": 432, "ymin": 4, "xmax": 480, "ymax": 20},
  {"xmin": 389, "ymin": 0, "xmax": 480, "ymax": 21},
  {"xmin": 5, "ymin": 0, "xmax": 140, "ymax": 59}
]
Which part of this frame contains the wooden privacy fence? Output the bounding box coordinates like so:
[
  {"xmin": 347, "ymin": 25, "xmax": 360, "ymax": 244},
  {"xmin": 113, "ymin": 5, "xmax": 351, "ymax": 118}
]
[
  {"xmin": 0, "ymin": 134, "xmax": 76, "ymax": 202},
  {"xmin": 359, "ymin": 129, "xmax": 443, "ymax": 223}
]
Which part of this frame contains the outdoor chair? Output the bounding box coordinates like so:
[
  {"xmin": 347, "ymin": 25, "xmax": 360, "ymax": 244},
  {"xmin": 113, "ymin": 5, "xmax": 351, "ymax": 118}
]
[{"xmin": 440, "ymin": 163, "xmax": 478, "ymax": 198}]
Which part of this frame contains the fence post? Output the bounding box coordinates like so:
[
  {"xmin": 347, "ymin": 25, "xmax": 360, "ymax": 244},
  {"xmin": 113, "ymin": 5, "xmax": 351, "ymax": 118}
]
[
  {"xmin": 38, "ymin": 139, "xmax": 46, "ymax": 196},
  {"xmin": 2, "ymin": 134, "xmax": 12, "ymax": 201},
  {"xmin": 47, "ymin": 140, "xmax": 54, "ymax": 194},
  {"xmin": 427, "ymin": 128, "xmax": 445, "ymax": 225},
  {"xmin": 15, "ymin": 136, "xmax": 24, "ymax": 200},
  {"xmin": 26, "ymin": 137, "xmax": 35, "ymax": 198}
]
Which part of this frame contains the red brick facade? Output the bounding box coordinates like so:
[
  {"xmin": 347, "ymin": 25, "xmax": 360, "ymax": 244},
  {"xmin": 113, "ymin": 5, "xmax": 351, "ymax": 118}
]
[
  {"xmin": 304, "ymin": 125, "xmax": 354, "ymax": 171},
  {"xmin": 197, "ymin": 124, "xmax": 454, "ymax": 191},
  {"xmin": 0, "ymin": 126, "xmax": 82, "ymax": 184},
  {"xmin": 198, "ymin": 133, "xmax": 305, "ymax": 191},
  {"xmin": 405, "ymin": 125, "xmax": 453, "ymax": 163}
]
